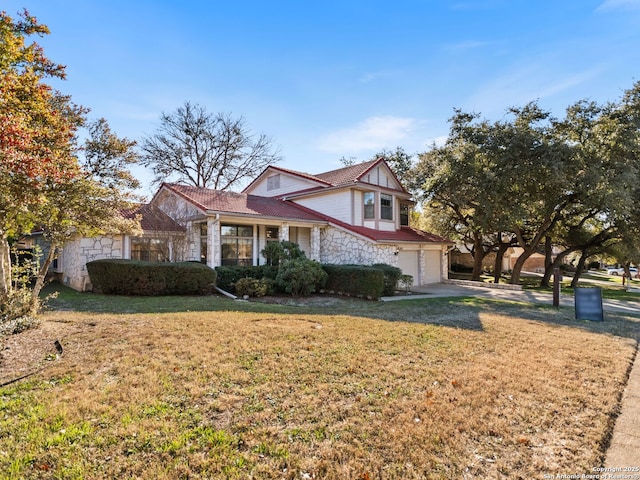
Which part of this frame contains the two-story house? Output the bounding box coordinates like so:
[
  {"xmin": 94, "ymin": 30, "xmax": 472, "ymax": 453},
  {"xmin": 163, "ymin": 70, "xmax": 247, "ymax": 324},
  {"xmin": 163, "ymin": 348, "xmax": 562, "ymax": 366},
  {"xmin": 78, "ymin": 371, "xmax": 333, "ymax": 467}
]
[{"xmin": 54, "ymin": 159, "xmax": 452, "ymax": 291}]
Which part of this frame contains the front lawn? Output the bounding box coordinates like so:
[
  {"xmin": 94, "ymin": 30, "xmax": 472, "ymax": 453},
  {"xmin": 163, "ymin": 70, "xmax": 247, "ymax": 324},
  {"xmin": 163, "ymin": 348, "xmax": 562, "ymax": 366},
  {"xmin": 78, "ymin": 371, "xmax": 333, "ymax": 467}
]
[{"xmin": 1, "ymin": 286, "xmax": 639, "ymax": 478}]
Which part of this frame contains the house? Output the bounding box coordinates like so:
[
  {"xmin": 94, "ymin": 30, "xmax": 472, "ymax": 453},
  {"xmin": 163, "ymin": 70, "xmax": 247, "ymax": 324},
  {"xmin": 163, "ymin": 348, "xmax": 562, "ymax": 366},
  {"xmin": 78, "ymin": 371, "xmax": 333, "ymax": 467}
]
[
  {"xmin": 53, "ymin": 204, "xmax": 185, "ymax": 291},
  {"xmin": 53, "ymin": 159, "xmax": 452, "ymax": 291}
]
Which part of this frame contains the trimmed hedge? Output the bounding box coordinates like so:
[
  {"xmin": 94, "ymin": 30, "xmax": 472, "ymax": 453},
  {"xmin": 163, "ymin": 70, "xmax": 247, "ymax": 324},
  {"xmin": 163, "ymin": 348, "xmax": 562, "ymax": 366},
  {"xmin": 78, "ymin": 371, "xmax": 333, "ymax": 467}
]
[
  {"xmin": 372, "ymin": 263, "xmax": 403, "ymax": 296},
  {"xmin": 322, "ymin": 264, "xmax": 385, "ymax": 299},
  {"xmin": 86, "ymin": 259, "xmax": 217, "ymax": 295}
]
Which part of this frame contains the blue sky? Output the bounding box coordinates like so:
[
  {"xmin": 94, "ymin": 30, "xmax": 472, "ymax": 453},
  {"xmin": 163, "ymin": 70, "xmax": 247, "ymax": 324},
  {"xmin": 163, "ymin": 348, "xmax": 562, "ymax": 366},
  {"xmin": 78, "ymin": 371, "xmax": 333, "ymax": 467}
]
[{"xmin": 4, "ymin": 0, "xmax": 640, "ymax": 196}]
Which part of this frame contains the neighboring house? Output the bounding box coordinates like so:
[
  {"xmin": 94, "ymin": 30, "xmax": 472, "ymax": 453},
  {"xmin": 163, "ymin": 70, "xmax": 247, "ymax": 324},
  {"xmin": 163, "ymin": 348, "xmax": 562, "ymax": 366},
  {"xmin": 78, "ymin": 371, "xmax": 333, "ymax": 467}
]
[
  {"xmin": 451, "ymin": 243, "xmax": 563, "ymax": 274},
  {"xmin": 52, "ymin": 159, "xmax": 453, "ymax": 291}
]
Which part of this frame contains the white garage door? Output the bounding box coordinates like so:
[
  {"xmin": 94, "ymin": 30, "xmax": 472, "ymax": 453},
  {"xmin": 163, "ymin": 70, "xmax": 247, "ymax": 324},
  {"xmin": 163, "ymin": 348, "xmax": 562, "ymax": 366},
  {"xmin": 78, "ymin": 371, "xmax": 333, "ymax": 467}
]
[
  {"xmin": 398, "ymin": 251, "xmax": 419, "ymax": 286},
  {"xmin": 423, "ymin": 250, "xmax": 442, "ymax": 284}
]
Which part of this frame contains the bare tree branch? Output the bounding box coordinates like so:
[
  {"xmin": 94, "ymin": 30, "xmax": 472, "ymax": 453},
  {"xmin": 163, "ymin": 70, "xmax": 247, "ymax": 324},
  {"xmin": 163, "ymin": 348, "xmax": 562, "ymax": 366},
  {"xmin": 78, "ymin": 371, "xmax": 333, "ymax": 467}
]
[{"xmin": 141, "ymin": 102, "xmax": 281, "ymax": 190}]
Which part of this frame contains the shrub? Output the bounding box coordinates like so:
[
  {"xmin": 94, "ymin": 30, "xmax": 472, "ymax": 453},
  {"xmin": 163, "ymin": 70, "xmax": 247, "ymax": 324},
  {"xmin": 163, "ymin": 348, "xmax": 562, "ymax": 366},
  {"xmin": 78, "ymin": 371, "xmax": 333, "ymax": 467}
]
[
  {"xmin": 215, "ymin": 265, "xmax": 279, "ymax": 292},
  {"xmin": 86, "ymin": 259, "xmax": 217, "ymax": 295},
  {"xmin": 276, "ymin": 258, "xmax": 327, "ymax": 296},
  {"xmin": 372, "ymin": 263, "xmax": 403, "ymax": 296},
  {"xmin": 234, "ymin": 277, "xmax": 272, "ymax": 297},
  {"xmin": 322, "ymin": 264, "xmax": 384, "ymax": 299},
  {"xmin": 1, "ymin": 246, "xmax": 48, "ymax": 335},
  {"xmin": 261, "ymin": 241, "xmax": 305, "ymax": 266}
]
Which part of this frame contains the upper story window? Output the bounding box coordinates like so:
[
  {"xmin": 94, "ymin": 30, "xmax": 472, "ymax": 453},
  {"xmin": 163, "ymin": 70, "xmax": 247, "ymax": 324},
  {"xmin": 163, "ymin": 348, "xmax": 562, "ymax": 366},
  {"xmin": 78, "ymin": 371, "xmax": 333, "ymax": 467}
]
[
  {"xmin": 363, "ymin": 192, "xmax": 375, "ymax": 219},
  {"xmin": 381, "ymin": 194, "xmax": 393, "ymax": 220},
  {"xmin": 400, "ymin": 203, "xmax": 410, "ymax": 226},
  {"xmin": 267, "ymin": 174, "xmax": 281, "ymax": 191}
]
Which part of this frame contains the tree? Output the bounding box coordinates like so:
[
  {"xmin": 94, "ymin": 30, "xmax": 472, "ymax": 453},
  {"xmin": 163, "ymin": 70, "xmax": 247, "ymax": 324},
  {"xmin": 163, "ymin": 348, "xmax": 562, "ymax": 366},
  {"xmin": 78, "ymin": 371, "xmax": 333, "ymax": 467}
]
[
  {"xmin": 0, "ymin": 10, "xmax": 141, "ymax": 322},
  {"xmin": 0, "ymin": 9, "xmax": 81, "ymax": 297},
  {"xmin": 141, "ymin": 102, "xmax": 281, "ymax": 190},
  {"xmin": 413, "ymin": 111, "xmax": 514, "ymax": 280},
  {"xmin": 30, "ymin": 118, "xmax": 141, "ymax": 306}
]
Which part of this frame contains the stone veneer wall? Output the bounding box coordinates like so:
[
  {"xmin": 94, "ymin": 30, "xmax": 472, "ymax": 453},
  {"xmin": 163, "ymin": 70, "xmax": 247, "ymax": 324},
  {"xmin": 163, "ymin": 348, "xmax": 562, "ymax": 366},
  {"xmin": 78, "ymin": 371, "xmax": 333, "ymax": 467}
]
[
  {"xmin": 62, "ymin": 235, "xmax": 123, "ymax": 291},
  {"xmin": 319, "ymin": 226, "xmax": 398, "ymax": 266}
]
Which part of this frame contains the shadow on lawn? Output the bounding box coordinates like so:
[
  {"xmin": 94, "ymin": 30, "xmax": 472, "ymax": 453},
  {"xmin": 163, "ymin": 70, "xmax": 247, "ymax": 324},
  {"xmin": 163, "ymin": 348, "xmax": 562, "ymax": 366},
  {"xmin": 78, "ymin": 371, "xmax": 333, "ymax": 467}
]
[{"xmin": 42, "ymin": 282, "xmax": 640, "ymax": 340}]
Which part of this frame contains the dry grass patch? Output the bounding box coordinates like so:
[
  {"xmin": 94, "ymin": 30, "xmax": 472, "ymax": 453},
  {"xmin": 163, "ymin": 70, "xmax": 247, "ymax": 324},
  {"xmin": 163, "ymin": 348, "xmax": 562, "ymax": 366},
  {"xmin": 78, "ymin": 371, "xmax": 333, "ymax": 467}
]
[{"xmin": 1, "ymin": 305, "xmax": 638, "ymax": 479}]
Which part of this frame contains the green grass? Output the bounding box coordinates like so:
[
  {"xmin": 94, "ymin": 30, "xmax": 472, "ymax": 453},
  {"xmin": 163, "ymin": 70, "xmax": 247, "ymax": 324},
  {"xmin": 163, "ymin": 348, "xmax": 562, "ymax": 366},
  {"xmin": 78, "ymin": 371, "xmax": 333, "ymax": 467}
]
[{"xmin": 1, "ymin": 281, "xmax": 638, "ymax": 478}]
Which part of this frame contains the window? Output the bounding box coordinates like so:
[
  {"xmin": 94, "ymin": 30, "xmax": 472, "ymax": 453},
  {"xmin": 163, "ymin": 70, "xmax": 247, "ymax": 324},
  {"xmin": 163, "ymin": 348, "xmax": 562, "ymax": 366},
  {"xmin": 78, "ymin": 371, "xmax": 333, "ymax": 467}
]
[
  {"xmin": 381, "ymin": 194, "xmax": 393, "ymax": 220},
  {"xmin": 131, "ymin": 237, "xmax": 170, "ymax": 262},
  {"xmin": 266, "ymin": 226, "xmax": 279, "ymax": 242},
  {"xmin": 221, "ymin": 224, "xmax": 253, "ymax": 266},
  {"xmin": 267, "ymin": 174, "xmax": 281, "ymax": 191},
  {"xmin": 400, "ymin": 204, "xmax": 410, "ymax": 226},
  {"xmin": 363, "ymin": 192, "xmax": 375, "ymax": 219}
]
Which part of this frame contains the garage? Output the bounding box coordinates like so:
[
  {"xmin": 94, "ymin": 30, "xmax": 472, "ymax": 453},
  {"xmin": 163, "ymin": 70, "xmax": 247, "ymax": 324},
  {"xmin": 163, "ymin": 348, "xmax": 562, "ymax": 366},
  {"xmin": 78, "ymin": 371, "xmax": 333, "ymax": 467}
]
[
  {"xmin": 423, "ymin": 249, "xmax": 442, "ymax": 284},
  {"xmin": 398, "ymin": 250, "xmax": 419, "ymax": 286}
]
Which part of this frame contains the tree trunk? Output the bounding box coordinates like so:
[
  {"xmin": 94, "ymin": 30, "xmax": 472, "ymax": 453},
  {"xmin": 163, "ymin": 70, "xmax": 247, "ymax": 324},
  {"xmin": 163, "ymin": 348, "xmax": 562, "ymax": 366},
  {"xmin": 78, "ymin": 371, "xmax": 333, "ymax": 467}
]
[
  {"xmin": 510, "ymin": 247, "xmax": 535, "ymax": 285},
  {"xmin": 493, "ymin": 241, "xmax": 509, "ymax": 284},
  {"xmin": 471, "ymin": 234, "xmax": 484, "ymax": 281},
  {"xmin": 570, "ymin": 250, "xmax": 589, "ymax": 288},
  {"xmin": 0, "ymin": 235, "xmax": 12, "ymax": 296},
  {"xmin": 29, "ymin": 243, "xmax": 58, "ymax": 315},
  {"xmin": 542, "ymin": 236, "xmax": 553, "ymax": 284},
  {"xmin": 541, "ymin": 248, "xmax": 574, "ymax": 287}
]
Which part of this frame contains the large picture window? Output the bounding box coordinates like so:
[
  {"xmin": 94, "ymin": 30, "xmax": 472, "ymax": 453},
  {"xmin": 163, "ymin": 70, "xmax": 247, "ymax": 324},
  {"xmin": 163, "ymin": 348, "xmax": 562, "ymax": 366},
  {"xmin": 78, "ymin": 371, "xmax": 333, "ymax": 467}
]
[
  {"xmin": 221, "ymin": 224, "xmax": 253, "ymax": 266},
  {"xmin": 363, "ymin": 192, "xmax": 375, "ymax": 219},
  {"xmin": 381, "ymin": 194, "xmax": 393, "ymax": 220},
  {"xmin": 131, "ymin": 237, "xmax": 170, "ymax": 262}
]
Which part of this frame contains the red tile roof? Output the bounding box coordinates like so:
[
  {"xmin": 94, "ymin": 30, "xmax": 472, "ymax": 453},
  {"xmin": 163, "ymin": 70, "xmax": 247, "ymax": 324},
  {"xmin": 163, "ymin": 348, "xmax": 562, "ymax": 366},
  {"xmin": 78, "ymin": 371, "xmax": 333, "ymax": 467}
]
[
  {"xmin": 161, "ymin": 183, "xmax": 450, "ymax": 244},
  {"xmin": 314, "ymin": 159, "xmax": 380, "ymax": 186},
  {"xmin": 121, "ymin": 204, "xmax": 186, "ymax": 232},
  {"xmin": 162, "ymin": 183, "xmax": 327, "ymax": 222}
]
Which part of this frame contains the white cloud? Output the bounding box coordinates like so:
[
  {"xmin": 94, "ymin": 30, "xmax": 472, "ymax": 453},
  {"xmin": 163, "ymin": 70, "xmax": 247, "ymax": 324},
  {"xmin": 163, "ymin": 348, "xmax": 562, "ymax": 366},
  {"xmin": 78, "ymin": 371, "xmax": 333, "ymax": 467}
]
[
  {"xmin": 596, "ymin": 0, "xmax": 640, "ymax": 11},
  {"xmin": 466, "ymin": 65, "xmax": 604, "ymax": 117},
  {"xmin": 317, "ymin": 116, "xmax": 417, "ymax": 153}
]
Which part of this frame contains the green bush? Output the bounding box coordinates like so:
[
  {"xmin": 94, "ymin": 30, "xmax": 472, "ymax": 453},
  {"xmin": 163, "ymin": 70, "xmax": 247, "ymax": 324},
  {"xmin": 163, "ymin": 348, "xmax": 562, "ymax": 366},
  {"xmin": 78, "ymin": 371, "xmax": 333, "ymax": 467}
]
[
  {"xmin": 215, "ymin": 265, "xmax": 279, "ymax": 292},
  {"xmin": 372, "ymin": 263, "xmax": 403, "ymax": 296},
  {"xmin": 261, "ymin": 241, "xmax": 305, "ymax": 266},
  {"xmin": 234, "ymin": 277, "xmax": 272, "ymax": 297},
  {"xmin": 86, "ymin": 259, "xmax": 217, "ymax": 295},
  {"xmin": 276, "ymin": 258, "xmax": 327, "ymax": 296},
  {"xmin": 322, "ymin": 264, "xmax": 384, "ymax": 299}
]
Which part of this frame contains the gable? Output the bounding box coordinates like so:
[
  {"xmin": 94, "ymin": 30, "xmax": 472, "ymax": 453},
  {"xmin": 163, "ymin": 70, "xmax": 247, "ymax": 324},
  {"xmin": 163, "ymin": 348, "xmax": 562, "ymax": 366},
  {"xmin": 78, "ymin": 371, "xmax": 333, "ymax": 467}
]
[
  {"xmin": 357, "ymin": 163, "xmax": 405, "ymax": 192},
  {"xmin": 243, "ymin": 166, "xmax": 329, "ymax": 197}
]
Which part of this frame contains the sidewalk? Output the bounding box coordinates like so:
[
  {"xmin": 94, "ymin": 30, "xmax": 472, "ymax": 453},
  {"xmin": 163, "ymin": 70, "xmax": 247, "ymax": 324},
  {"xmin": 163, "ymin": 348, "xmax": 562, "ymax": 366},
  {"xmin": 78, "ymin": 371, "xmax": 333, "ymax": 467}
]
[
  {"xmin": 605, "ymin": 344, "xmax": 640, "ymax": 467},
  {"xmin": 382, "ymin": 282, "xmax": 640, "ymax": 466}
]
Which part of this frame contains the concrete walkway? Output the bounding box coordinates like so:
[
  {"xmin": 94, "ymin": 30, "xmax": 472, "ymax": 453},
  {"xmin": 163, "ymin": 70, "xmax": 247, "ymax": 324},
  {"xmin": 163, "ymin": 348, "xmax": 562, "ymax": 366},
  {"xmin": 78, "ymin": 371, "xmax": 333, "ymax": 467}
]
[{"xmin": 382, "ymin": 282, "xmax": 640, "ymax": 467}]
